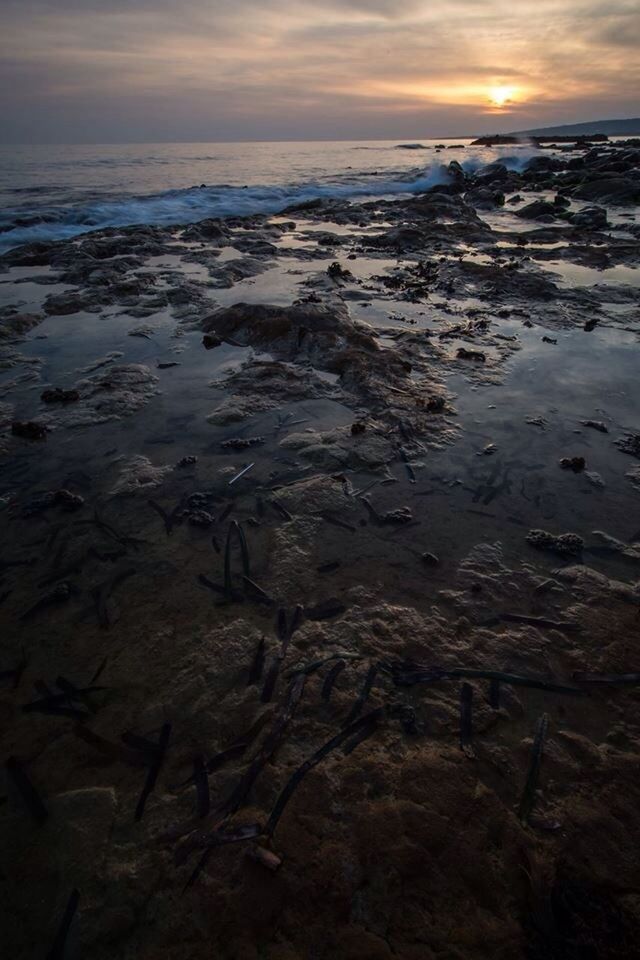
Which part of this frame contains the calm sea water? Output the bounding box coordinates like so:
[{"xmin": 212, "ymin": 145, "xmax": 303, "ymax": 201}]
[{"xmin": 0, "ymin": 139, "xmax": 541, "ymax": 251}]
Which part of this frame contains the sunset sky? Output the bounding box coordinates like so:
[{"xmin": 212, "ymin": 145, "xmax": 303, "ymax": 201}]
[{"xmin": 1, "ymin": 0, "xmax": 638, "ymax": 143}]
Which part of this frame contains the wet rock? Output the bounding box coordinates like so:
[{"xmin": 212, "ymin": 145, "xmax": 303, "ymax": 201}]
[
  {"xmin": 187, "ymin": 510, "xmax": 214, "ymax": 528},
  {"xmin": 110, "ymin": 455, "xmax": 173, "ymax": 495},
  {"xmin": 464, "ymin": 186, "xmax": 505, "ymax": 209},
  {"xmin": 220, "ymin": 436, "xmax": 265, "ymax": 450},
  {"xmin": 351, "ymin": 422, "xmax": 366, "ymax": 435},
  {"xmin": 202, "ymin": 333, "xmax": 222, "ymax": 350},
  {"xmin": 625, "ymin": 465, "xmax": 640, "ymax": 490},
  {"xmin": 457, "ymin": 347, "xmax": 486, "ymax": 362},
  {"xmin": 23, "ymin": 489, "xmax": 83, "ymax": 517},
  {"xmin": 591, "ymin": 530, "xmax": 640, "ymax": 560},
  {"xmin": 584, "ymin": 471, "xmax": 605, "ymax": 488},
  {"xmin": 382, "ymin": 506, "xmax": 413, "ymax": 524},
  {"xmin": 526, "ymin": 529, "xmax": 584, "ymax": 557},
  {"xmin": 0, "ymin": 310, "xmax": 43, "ymax": 341},
  {"xmin": 45, "ymin": 364, "xmax": 159, "ymax": 428},
  {"xmin": 516, "ymin": 201, "xmax": 559, "ymax": 221},
  {"xmin": 426, "ymin": 395, "xmax": 446, "ymax": 413},
  {"xmin": 11, "ymin": 420, "xmax": 48, "ymax": 440},
  {"xmin": 327, "ymin": 262, "xmax": 354, "ymax": 281},
  {"xmin": 570, "ymin": 206, "xmax": 608, "ymax": 229},
  {"xmin": 559, "ymin": 456, "xmax": 586, "ymax": 473},
  {"xmin": 128, "ymin": 325, "xmax": 154, "ymax": 339},
  {"xmin": 615, "ymin": 434, "xmax": 640, "ymax": 459},
  {"xmin": 582, "ymin": 420, "xmax": 608, "ymax": 433},
  {"xmin": 176, "ymin": 455, "xmax": 197, "ymax": 467},
  {"xmin": 542, "ymin": 336, "xmax": 557, "ymax": 344},
  {"xmin": 573, "ymin": 178, "xmax": 640, "ymax": 204},
  {"xmin": 41, "ymin": 387, "xmax": 80, "ymax": 404}
]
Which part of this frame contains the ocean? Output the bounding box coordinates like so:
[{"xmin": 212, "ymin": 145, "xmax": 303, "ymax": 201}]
[{"xmin": 0, "ymin": 138, "xmax": 542, "ymax": 252}]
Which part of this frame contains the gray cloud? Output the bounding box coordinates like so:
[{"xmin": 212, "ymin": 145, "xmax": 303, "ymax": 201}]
[{"xmin": 0, "ymin": 0, "xmax": 636, "ymax": 143}]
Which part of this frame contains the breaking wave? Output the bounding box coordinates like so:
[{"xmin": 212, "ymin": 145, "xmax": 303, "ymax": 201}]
[{"xmin": 0, "ymin": 144, "xmax": 541, "ymax": 252}]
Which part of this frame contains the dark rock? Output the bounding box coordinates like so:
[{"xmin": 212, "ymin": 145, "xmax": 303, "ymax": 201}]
[
  {"xmin": 526, "ymin": 529, "xmax": 584, "ymax": 556},
  {"xmin": 573, "ymin": 178, "xmax": 640, "ymax": 204},
  {"xmin": 569, "ymin": 206, "xmax": 608, "ymax": 229},
  {"xmin": 615, "ymin": 434, "xmax": 640, "ymax": 459},
  {"xmin": 220, "ymin": 437, "xmax": 265, "ymax": 450},
  {"xmin": 559, "ymin": 456, "xmax": 586, "ymax": 473},
  {"xmin": 327, "ymin": 262, "xmax": 354, "ymax": 281},
  {"xmin": 177, "ymin": 456, "xmax": 198, "ymax": 467},
  {"xmin": 41, "ymin": 387, "xmax": 80, "ymax": 404},
  {"xmin": 383, "ymin": 506, "xmax": 413, "ymax": 524},
  {"xmin": 516, "ymin": 201, "xmax": 559, "ymax": 221},
  {"xmin": 421, "ymin": 552, "xmax": 440, "ymax": 566},
  {"xmin": 457, "ymin": 348, "xmax": 486, "ymax": 362},
  {"xmin": 351, "ymin": 422, "xmax": 366, "ymax": 435},
  {"xmin": 187, "ymin": 510, "xmax": 214, "ymax": 528},
  {"xmin": 11, "ymin": 420, "xmax": 48, "ymax": 440}
]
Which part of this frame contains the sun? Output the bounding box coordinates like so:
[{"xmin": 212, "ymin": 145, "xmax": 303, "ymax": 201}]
[{"xmin": 488, "ymin": 85, "xmax": 516, "ymax": 108}]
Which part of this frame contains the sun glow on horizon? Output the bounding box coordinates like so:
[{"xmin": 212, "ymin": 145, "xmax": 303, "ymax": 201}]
[{"xmin": 488, "ymin": 85, "xmax": 518, "ymax": 108}]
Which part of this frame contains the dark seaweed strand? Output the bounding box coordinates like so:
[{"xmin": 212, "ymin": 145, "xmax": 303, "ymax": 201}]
[
  {"xmin": 224, "ymin": 522, "xmax": 235, "ymax": 600},
  {"xmin": 134, "ymin": 722, "xmax": 172, "ymax": 821},
  {"xmin": 265, "ymin": 707, "xmax": 385, "ymax": 836},
  {"xmin": 248, "ymin": 637, "xmax": 266, "ymax": 685},
  {"xmin": 237, "ymin": 523, "xmax": 250, "ymax": 575},
  {"xmin": 221, "ymin": 674, "xmax": 306, "ymax": 816},
  {"xmin": 261, "ymin": 657, "xmax": 281, "ymax": 703},
  {"xmin": 270, "ymin": 499, "xmax": 293, "ymax": 521},
  {"xmin": 197, "ymin": 573, "xmax": 225, "ymax": 595},
  {"xmin": 572, "ymin": 672, "xmax": 640, "ymax": 685},
  {"xmin": 277, "ymin": 607, "xmax": 288, "ymax": 642},
  {"xmin": 224, "ymin": 520, "xmax": 249, "ymax": 600},
  {"xmin": 183, "ymin": 847, "xmax": 213, "ymax": 892},
  {"xmin": 73, "ymin": 725, "xmax": 145, "ymax": 768},
  {"xmin": 322, "ymin": 659, "xmax": 347, "ymax": 701},
  {"xmin": 450, "ymin": 669, "xmax": 585, "ymax": 696},
  {"xmin": 489, "ymin": 678, "xmax": 501, "ymax": 710},
  {"xmin": 89, "ymin": 655, "xmax": 109, "ymax": 685},
  {"xmin": 343, "ymin": 663, "xmax": 378, "ymax": 726},
  {"xmin": 148, "ymin": 499, "xmax": 171, "ymax": 535},
  {"xmin": 280, "ymin": 603, "xmax": 304, "ymax": 661},
  {"xmin": 193, "ymin": 755, "xmax": 210, "ymax": 819},
  {"xmin": 181, "ymin": 713, "xmax": 273, "ymax": 786},
  {"xmin": 288, "ymin": 604, "xmax": 304, "ymax": 641},
  {"xmin": 46, "ymin": 888, "xmax": 80, "ymax": 960},
  {"xmin": 242, "ymin": 576, "xmax": 274, "ymax": 605},
  {"xmin": 518, "ymin": 713, "xmax": 549, "ymax": 825},
  {"xmin": 206, "ymin": 742, "xmax": 247, "ymax": 775},
  {"xmin": 460, "ymin": 683, "xmax": 474, "ymax": 753},
  {"xmin": 55, "ymin": 676, "xmax": 99, "ymax": 714},
  {"xmin": 182, "ymin": 824, "xmax": 263, "ymax": 892},
  {"xmin": 6, "ymin": 756, "xmax": 48, "ymax": 824},
  {"xmin": 342, "ymin": 717, "xmax": 379, "ymax": 756}
]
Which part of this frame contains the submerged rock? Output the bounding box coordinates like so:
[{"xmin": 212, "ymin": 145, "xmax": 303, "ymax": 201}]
[
  {"xmin": 41, "ymin": 387, "xmax": 80, "ymax": 404},
  {"xmin": 11, "ymin": 420, "xmax": 48, "ymax": 440},
  {"xmin": 110, "ymin": 455, "xmax": 173, "ymax": 495},
  {"xmin": 526, "ymin": 529, "xmax": 584, "ymax": 556}
]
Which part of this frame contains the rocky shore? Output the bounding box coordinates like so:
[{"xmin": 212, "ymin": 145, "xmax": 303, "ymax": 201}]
[{"xmin": 1, "ymin": 139, "xmax": 640, "ymax": 960}]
